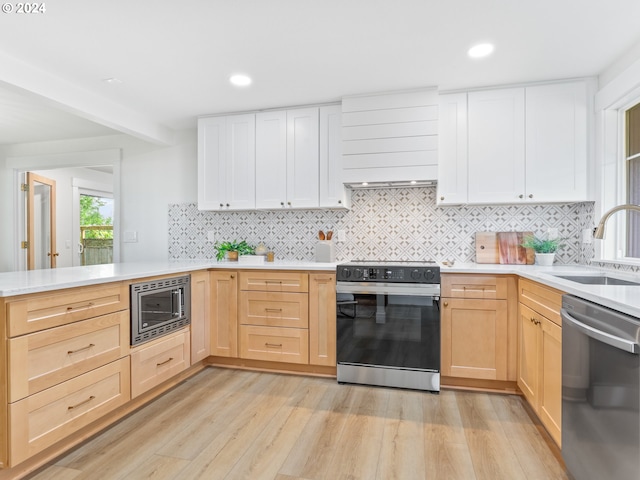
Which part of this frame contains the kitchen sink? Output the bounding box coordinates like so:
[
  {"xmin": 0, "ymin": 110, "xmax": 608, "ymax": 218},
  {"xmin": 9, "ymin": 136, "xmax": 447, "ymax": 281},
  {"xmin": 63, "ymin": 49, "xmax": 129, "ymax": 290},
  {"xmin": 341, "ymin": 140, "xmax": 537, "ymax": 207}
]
[{"xmin": 552, "ymin": 274, "xmax": 640, "ymax": 286}]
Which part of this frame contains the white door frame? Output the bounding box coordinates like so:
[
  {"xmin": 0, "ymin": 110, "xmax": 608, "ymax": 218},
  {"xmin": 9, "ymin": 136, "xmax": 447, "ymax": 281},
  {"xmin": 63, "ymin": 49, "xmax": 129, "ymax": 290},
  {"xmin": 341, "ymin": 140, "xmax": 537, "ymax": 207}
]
[{"xmin": 8, "ymin": 148, "xmax": 121, "ymax": 271}]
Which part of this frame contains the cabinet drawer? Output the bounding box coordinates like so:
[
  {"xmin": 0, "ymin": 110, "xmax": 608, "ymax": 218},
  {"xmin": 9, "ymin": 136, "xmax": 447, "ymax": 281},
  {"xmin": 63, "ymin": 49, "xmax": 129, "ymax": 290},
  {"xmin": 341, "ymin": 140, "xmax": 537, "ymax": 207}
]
[
  {"xmin": 519, "ymin": 278, "xmax": 564, "ymax": 325},
  {"xmin": 239, "ymin": 291, "xmax": 309, "ymax": 328},
  {"xmin": 6, "ymin": 282, "xmax": 129, "ymax": 337},
  {"xmin": 130, "ymin": 329, "xmax": 191, "ymax": 398},
  {"xmin": 441, "ymin": 274, "xmax": 507, "ymax": 299},
  {"xmin": 8, "ymin": 357, "xmax": 130, "ymax": 466},
  {"xmin": 8, "ymin": 311, "xmax": 129, "ymax": 403},
  {"xmin": 239, "ymin": 272, "xmax": 308, "ymax": 292},
  {"xmin": 239, "ymin": 326, "xmax": 309, "ymax": 364}
]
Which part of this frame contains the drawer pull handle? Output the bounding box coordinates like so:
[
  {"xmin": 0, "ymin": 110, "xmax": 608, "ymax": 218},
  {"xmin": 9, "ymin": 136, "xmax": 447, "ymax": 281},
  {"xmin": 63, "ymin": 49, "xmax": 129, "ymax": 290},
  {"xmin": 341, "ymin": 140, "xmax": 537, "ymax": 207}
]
[
  {"xmin": 265, "ymin": 280, "xmax": 283, "ymax": 284},
  {"xmin": 157, "ymin": 357, "xmax": 174, "ymax": 367},
  {"xmin": 68, "ymin": 343, "xmax": 95, "ymax": 355},
  {"xmin": 68, "ymin": 395, "xmax": 96, "ymax": 410},
  {"xmin": 265, "ymin": 343, "xmax": 283, "ymax": 348},
  {"xmin": 67, "ymin": 302, "xmax": 94, "ymax": 311},
  {"xmin": 265, "ymin": 308, "xmax": 283, "ymax": 312}
]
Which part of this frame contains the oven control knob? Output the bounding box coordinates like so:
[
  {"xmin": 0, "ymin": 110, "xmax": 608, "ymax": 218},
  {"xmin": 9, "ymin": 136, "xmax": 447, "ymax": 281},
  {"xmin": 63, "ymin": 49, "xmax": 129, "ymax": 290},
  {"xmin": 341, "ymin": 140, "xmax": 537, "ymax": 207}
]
[
  {"xmin": 410, "ymin": 269, "xmax": 422, "ymax": 280},
  {"xmin": 424, "ymin": 269, "xmax": 435, "ymax": 281},
  {"xmin": 353, "ymin": 268, "xmax": 363, "ymax": 279},
  {"xmin": 341, "ymin": 269, "xmax": 351, "ymax": 279}
]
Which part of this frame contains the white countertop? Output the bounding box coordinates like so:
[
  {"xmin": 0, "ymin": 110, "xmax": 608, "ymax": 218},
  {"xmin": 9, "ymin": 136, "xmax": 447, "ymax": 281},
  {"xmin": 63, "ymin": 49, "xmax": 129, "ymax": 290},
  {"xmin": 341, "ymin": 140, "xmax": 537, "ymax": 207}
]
[
  {"xmin": 0, "ymin": 260, "xmax": 339, "ymax": 297},
  {"xmin": 4, "ymin": 260, "xmax": 640, "ymax": 320}
]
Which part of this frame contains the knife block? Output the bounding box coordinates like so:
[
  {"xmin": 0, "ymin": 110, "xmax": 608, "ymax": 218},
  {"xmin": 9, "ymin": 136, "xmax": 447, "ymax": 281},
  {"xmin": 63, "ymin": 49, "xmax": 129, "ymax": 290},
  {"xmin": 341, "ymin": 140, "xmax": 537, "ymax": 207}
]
[{"xmin": 315, "ymin": 240, "xmax": 335, "ymax": 262}]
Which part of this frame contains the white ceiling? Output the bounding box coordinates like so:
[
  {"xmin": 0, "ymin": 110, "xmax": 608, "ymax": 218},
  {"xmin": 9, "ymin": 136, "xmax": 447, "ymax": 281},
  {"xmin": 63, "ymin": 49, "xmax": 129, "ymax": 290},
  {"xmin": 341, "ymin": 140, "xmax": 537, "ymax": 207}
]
[{"xmin": 1, "ymin": 0, "xmax": 640, "ymax": 144}]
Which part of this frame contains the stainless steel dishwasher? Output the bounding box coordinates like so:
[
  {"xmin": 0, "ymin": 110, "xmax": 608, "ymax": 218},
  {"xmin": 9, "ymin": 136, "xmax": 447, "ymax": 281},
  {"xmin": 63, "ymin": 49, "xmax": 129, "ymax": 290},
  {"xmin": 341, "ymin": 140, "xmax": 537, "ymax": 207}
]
[{"xmin": 561, "ymin": 295, "xmax": 640, "ymax": 480}]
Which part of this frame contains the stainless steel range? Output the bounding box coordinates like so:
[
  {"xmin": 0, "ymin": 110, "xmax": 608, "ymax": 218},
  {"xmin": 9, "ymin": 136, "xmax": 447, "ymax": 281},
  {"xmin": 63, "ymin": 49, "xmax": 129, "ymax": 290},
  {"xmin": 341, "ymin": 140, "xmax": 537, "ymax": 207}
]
[{"xmin": 336, "ymin": 261, "xmax": 441, "ymax": 392}]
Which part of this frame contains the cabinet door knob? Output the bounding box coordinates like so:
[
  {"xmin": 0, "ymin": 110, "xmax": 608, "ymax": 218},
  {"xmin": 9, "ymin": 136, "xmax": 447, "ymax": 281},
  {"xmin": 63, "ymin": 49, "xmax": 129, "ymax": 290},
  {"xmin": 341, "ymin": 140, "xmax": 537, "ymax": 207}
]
[
  {"xmin": 440, "ymin": 196, "xmax": 445, "ymax": 201},
  {"xmin": 230, "ymin": 274, "xmax": 235, "ymax": 278},
  {"xmin": 338, "ymin": 200, "xmax": 342, "ymax": 204},
  {"xmin": 219, "ymin": 203, "xmax": 223, "ymax": 207},
  {"xmin": 281, "ymin": 202, "xmax": 285, "ymax": 206},
  {"xmin": 226, "ymin": 203, "xmax": 230, "ymax": 207},
  {"xmin": 519, "ymin": 194, "xmax": 524, "ymax": 199},
  {"xmin": 287, "ymin": 201, "xmax": 292, "ymax": 206},
  {"xmin": 443, "ymin": 301, "xmax": 449, "ymax": 307},
  {"xmin": 528, "ymin": 194, "xmax": 534, "ymax": 199}
]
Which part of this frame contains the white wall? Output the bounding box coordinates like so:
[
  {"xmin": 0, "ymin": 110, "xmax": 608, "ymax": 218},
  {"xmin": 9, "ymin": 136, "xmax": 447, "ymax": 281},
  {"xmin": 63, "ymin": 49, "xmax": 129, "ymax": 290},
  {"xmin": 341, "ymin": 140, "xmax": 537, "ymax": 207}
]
[
  {"xmin": 592, "ymin": 39, "xmax": 640, "ymax": 264},
  {"xmin": 119, "ymin": 129, "xmax": 197, "ymax": 262},
  {"xmin": 0, "ymin": 146, "xmax": 12, "ymax": 272},
  {"xmin": 0, "ymin": 129, "xmax": 197, "ymax": 272}
]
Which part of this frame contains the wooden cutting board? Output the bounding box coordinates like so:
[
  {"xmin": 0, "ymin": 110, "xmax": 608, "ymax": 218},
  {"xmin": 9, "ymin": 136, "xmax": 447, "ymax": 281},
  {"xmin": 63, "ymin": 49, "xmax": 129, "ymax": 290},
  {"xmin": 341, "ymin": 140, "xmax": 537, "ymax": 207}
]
[
  {"xmin": 475, "ymin": 232, "xmax": 535, "ymax": 265},
  {"xmin": 497, "ymin": 232, "xmax": 534, "ymax": 264},
  {"xmin": 475, "ymin": 232, "xmax": 500, "ymax": 264}
]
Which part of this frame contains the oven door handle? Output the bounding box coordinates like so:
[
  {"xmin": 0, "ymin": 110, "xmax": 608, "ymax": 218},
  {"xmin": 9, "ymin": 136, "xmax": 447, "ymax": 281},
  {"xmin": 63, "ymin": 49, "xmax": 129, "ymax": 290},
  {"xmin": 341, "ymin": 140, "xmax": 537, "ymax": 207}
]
[
  {"xmin": 561, "ymin": 308, "xmax": 639, "ymax": 354},
  {"xmin": 336, "ymin": 282, "xmax": 439, "ymax": 297}
]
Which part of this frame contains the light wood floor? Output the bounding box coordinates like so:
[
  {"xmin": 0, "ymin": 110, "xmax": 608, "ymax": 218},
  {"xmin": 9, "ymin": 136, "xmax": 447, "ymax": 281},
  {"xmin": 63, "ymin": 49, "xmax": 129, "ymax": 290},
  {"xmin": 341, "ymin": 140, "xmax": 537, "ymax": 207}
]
[{"xmin": 27, "ymin": 368, "xmax": 569, "ymax": 480}]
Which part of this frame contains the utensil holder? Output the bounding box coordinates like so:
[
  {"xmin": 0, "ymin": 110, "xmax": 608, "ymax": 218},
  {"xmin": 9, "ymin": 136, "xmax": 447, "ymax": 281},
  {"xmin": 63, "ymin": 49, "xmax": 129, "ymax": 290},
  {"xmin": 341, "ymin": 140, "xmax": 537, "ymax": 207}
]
[{"xmin": 315, "ymin": 240, "xmax": 335, "ymax": 262}]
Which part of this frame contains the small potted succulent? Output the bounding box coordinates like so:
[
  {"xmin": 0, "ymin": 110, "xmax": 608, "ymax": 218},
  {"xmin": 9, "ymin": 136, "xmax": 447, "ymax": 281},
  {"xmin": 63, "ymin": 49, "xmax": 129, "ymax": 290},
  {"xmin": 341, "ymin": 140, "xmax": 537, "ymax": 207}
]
[
  {"xmin": 521, "ymin": 234, "xmax": 563, "ymax": 266},
  {"xmin": 214, "ymin": 240, "xmax": 256, "ymax": 261}
]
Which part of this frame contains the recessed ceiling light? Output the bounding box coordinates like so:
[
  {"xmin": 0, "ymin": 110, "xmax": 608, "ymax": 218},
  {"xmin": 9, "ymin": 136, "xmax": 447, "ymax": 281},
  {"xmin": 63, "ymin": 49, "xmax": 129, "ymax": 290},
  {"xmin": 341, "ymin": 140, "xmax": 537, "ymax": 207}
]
[
  {"xmin": 362, "ymin": 182, "xmax": 369, "ymax": 186},
  {"xmin": 468, "ymin": 43, "xmax": 494, "ymax": 58},
  {"xmin": 410, "ymin": 180, "xmax": 417, "ymax": 184},
  {"xmin": 103, "ymin": 77, "xmax": 122, "ymax": 85},
  {"xmin": 229, "ymin": 74, "xmax": 252, "ymax": 87}
]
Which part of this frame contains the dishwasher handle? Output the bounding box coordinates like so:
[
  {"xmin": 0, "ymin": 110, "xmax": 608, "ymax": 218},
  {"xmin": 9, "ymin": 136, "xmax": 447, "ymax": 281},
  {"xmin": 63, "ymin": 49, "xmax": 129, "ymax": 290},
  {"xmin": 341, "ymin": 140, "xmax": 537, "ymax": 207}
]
[{"xmin": 561, "ymin": 308, "xmax": 640, "ymax": 354}]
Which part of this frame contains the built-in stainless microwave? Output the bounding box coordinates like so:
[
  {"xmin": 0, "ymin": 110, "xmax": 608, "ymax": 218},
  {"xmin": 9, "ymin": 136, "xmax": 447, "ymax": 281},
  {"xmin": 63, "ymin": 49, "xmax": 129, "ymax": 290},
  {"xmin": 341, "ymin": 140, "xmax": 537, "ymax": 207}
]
[{"xmin": 130, "ymin": 275, "xmax": 191, "ymax": 346}]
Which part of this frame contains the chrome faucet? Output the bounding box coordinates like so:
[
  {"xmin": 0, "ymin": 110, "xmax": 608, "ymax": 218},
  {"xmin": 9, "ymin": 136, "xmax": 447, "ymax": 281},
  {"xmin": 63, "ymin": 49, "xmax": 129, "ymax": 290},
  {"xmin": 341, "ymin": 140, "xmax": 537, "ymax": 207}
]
[{"xmin": 593, "ymin": 204, "xmax": 640, "ymax": 239}]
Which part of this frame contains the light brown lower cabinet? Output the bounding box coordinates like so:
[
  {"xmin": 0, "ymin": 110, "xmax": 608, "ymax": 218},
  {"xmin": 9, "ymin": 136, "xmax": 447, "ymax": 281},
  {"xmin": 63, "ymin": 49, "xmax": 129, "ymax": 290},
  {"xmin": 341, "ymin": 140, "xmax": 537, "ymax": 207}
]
[
  {"xmin": 309, "ymin": 273, "xmax": 336, "ymax": 366},
  {"xmin": 518, "ymin": 278, "xmax": 563, "ymax": 447},
  {"xmin": 130, "ymin": 329, "xmax": 191, "ymax": 398},
  {"xmin": 234, "ymin": 271, "xmax": 337, "ymax": 369},
  {"xmin": 210, "ymin": 270, "xmax": 238, "ymax": 357},
  {"xmin": 441, "ymin": 297, "xmax": 509, "ymax": 380},
  {"xmin": 190, "ymin": 270, "xmax": 211, "ymax": 363},
  {"xmin": 440, "ymin": 274, "xmax": 516, "ymax": 383},
  {"xmin": 8, "ymin": 357, "xmax": 131, "ymax": 466}
]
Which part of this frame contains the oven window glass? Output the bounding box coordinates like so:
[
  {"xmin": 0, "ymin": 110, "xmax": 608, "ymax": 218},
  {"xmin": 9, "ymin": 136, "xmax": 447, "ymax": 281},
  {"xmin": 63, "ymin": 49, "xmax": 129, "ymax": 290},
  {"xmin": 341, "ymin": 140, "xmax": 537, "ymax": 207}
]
[
  {"xmin": 138, "ymin": 288, "xmax": 179, "ymax": 330},
  {"xmin": 337, "ymin": 293, "xmax": 440, "ymax": 371}
]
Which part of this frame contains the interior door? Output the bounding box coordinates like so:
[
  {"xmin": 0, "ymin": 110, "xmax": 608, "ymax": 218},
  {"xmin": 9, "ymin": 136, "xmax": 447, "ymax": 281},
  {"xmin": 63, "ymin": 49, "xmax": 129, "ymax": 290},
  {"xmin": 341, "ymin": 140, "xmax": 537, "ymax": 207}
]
[{"xmin": 26, "ymin": 172, "xmax": 57, "ymax": 269}]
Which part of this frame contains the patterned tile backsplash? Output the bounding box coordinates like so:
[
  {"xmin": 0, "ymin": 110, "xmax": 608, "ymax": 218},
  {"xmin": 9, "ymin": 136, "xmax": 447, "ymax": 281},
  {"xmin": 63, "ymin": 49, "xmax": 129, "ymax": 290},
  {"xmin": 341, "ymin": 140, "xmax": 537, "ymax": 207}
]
[{"xmin": 169, "ymin": 187, "xmax": 596, "ymax": 264}]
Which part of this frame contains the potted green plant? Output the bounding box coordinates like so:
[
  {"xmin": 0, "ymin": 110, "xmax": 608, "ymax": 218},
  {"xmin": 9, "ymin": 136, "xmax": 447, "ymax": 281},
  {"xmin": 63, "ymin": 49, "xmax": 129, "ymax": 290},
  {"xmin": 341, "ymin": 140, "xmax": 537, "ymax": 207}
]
[
  {"xmin": 521, "ymin": 234, "xmax": 563, "ymax": 266},
  {"xmin": 214, "ymin": 240, "xmax": 256, "ymax": 261}
]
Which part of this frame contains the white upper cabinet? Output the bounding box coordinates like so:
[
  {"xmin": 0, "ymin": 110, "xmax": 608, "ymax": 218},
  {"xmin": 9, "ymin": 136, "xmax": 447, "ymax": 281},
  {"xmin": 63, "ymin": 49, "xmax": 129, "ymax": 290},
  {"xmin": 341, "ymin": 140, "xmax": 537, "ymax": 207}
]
[
  {"xmin": 437, "ymin": 93, "xmax": 468, "ymax": 204},
  {"xmin": 255, "ymin": 110, "xmax": 287, "ymax": 209},
  {"xmin": 341, "ymin": 89, "xmax": 438, "ymax": 184},
  {"xmin": 286, "ymin": 108, "xmax": 320, "ymax": 208},
  {"xmin": 201, "ymin": 105, "xmax": 347, "ymax": 212},
  {"xmin": 198, "ymin": 116, "xmax": 225, "ymax": 210},
  {"xmin": 319, "ymin": 105, "xmax": 350, "ymax": 208},
  {"xmin": 467, "ymin": 88, "xmax": 526, "ymax": 204},
  {"xmin": 437, "ymin": 80, "xmax": 589, "ymax": 205},
  {"xmin": 198, "ymin": 114, "xmax": 255, "ymax": 211},
  {"xmin": 525, "ymin": 82, "xmax": 587, "ymax": 202},
  {"xmin": 255, "ymin": 107, "xmax": 321, "ymax": 209}
]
